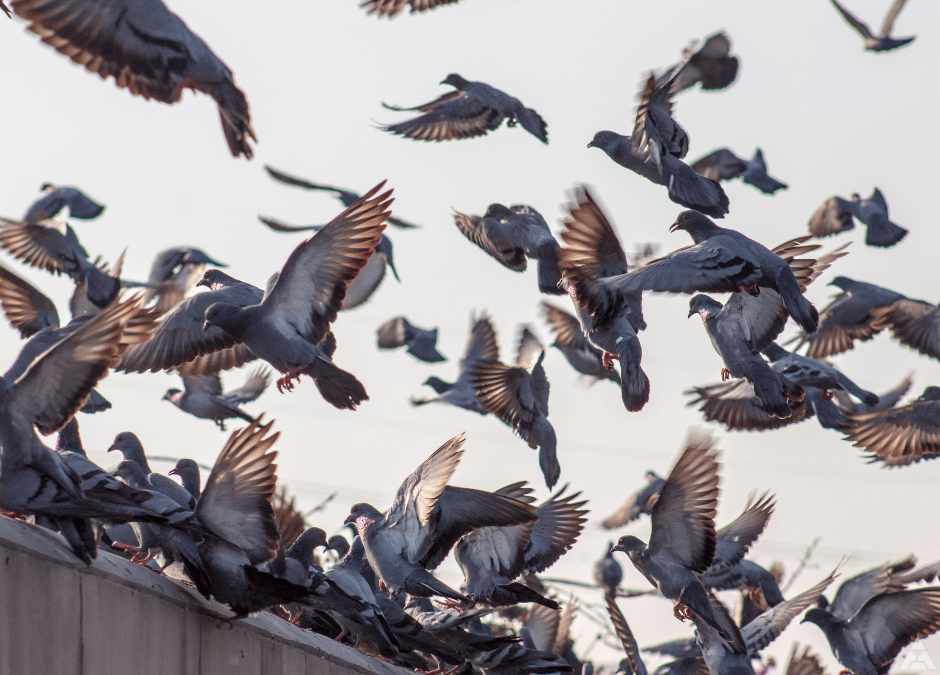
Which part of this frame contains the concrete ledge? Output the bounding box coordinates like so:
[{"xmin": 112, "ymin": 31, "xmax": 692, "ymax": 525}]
[{"xmin": 0, "ymin": 515, "xmax": 410, "ymax": 675}]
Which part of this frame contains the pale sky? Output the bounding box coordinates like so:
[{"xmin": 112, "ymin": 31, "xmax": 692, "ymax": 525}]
[{"xmin": 1, "ymin": 0, "xmax": 939, "ymax": 671}]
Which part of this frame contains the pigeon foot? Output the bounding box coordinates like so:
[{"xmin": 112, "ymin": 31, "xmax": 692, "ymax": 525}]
[
  {"xmin": 170, "ymin": 76, "xmax": 196, "ymax": 102},
  {"xmin": 737, "ymin": 284, "xmax": 760, "ymax": 297},
  {"xmin": 602, "ymin": 352, "xmax": 620, "ymax": 370},
  {"xmin": 277, "ymin": 368, "xmax": 305, "ymax": 393},
  {"xmin": 673, "ymin": 600, "xmax": 691, "ymax": 622},
  {"xmin": 721, "ymin": 367, "xmax": 731, "ymax": 381},
  {"xmin": 507, "ymin": 116, "xmax": 518, "ymax": 127},
  {"xmin": 820, "ymin": 389, "xmax": 832, "ymax": 400},
  {"xmin": 0, "ymin": 510, "xmax": 28, "ymax": 521}
]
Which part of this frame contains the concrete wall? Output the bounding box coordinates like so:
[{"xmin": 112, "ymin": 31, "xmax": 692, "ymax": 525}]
[{"xmin": 0, "ymin": 515, "xmax": 409, "ymax": 675}]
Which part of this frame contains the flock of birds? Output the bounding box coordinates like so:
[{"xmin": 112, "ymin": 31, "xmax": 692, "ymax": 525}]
[{"xmin": 0, "ymin": 0, "xmax": 938, "ymax": 675}]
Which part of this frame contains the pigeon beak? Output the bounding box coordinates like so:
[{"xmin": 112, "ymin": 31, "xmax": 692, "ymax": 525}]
[
  {"xmin": 687, "ymin": 308, "xmax": 696, "ymax": 318},
  {"xmin": 669, "ymin": 221, "xmax": 680, "ymax": 233},
  {"xmin": 168, "ymin": 468, "xmax": 178, "ymax": 476},
  {"xmin": 343, "ymin": 514, "xmax": 355, "ymax": 526},
  {"xmin": 586, "ymin": 140, "xmax": 595, "ymax": 149},
  {"xmin": 106, "ymin": 443, "xmax": 118, "ymax": 453},
  {"xmin": 610, "ymin": 544, "xmax": 623, "ymax": 554}
]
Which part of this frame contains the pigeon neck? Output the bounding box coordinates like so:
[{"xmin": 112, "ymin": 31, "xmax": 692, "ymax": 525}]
[
  {"xmin": 56, "ymin": 418, "xmax": 85, "ymax": 456},
  {"xmin": 686, "ymin": 222, "xmax": 720, "ymax": 244}
]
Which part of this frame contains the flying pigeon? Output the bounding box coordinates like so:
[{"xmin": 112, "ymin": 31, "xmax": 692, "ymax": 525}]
[
  {"xmin": 344, "ymin": 433, "xmax": 537, "ymax": 602},
  {"xmin": 700, "ymin": 494, "xmax": 775, "ymax": 585},
  {"xmin": 691, "ymin": 149, "xmax": 788, "ymax": 195},
  {"xmin": 381, "ymin": 74, "xmax": 548, "ymax": 144},
  {"xmin": 453, "ymin": 204, "xmax": 563, "ymax": 295},
  {"xmin": 816, "ymin": 556, "xmax": 922, "ymax": 621},
  {"xmin": 470, "ymin": 327, "xmax": 560, "ymax": 488},
  {"xmin": 831, "ymin": 372, "xmax": 913, "ymax": 416},
  {"xmin": 22, "ymin": 184, "xmax": 105, "ymax": 223},
  {"xmin": 869, "ymin": 296, "xmax": 940, "ymax": 361},
  {"xmin": 829, "ymin": 0, "xmax": 915, "ymax": 52},
  {"xmin": 600, "ymin": 470, "xmax": 665, "ymax": 530},
  {"xmin": 611, "ymin": 431, "xmax": 729, "ymax": 638},
  {"xmin": 162, "ymin": 367, "xmax": 270, "ymax": 430},
  {"xmin": 659, "ymin": 31, "xmax": 739, "ymax": 92},
  {"xmin": 377, "ymin": 316, "xmax": 446, "ymax": 363},
  {"xmin": 360, "ymin": 0, "xmax": 460, "ymax": 18},
  {"xmin": 842, "ymin": 387, "xmax": 940, "ymax": 466},
  {"xmin": 141, "ymin": 247, "xmax": 227, "ymax": 315},
  {"xmin": 556, "ymin": 186, "xmax": 650, "ymax": 411},
  {"xmin": 541, "ymin": 302, "xmax": 620, "ymax": 387},
  {"xmin": 808, "ymin": 189, "xmax": 907, "ymax": 248},
  {"xmin": 411, "ymin": 313, "xmax": 499, "ymax": 413},
  {"xmin": 10, "ymin": 0, "xmax": 256, "ymax": 158}
]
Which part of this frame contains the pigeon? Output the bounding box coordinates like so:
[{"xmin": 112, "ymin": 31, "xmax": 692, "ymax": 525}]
[
  {"xmin": 377, "ymin": 316, "xmax": 446, "ymax": 363},
  {"xmin": 808, "ymin": 189, "xmax": 907, "ymax": 248},
  {"xmin": 10, "ymin": 0, "xmax": 256, "ymax": 158},
  {"xmin": 690, "ymin": 149, "xmax": 788, "ymax": 195},
  {"xmin": 689, "ymin": 294, "xmax": 805, "ymax": 419},
  {"xmin": 360, "ymin": 0, "xmax": 460, "ymax": 18},
  {"xmin": 454, "ymin": 483, "xmax": 587, "ymax": 609},
  {"xmin": 162, "ymin": 366, "xmax": 271, "ymax": 430},
  {"xmin": 142, "ymin": 247, "xmax": 227, "ymax": 315},
  {"xmin": 832, "ymin": 372, "xmax": 913, "ymax": 416},
  {"xmin": 343, "ymin": 433, "xmax": 538, "ymax": 602},
  {"xmin": 541, "ymin": 302, "xmax": 620, "ymax": 387},
  {"xmin": 411, "ymin": 313, "xmax": 499, "ymax": 413},
  {"xmin": 611, "ymin": 431, "xmax": 729, "ymax": 639},
  {"xmin": 556, "ymin": 186, "xmax": 650, "ymax": 411},
  {"xmin": 453, "ymin": 204, "xmax": 563, "ymax": 295},
  {"xmin": 659, "ymin": 31, "xmax": 739, "ymax": 92},
  {"xmin": 816, "ymin": 556, "xmax": 922, "ymax": 621},
  {"xmin": 470, "ymin": 327, "xmax": 559, "ymax": 488},
  {"xmin": 606, "ymin": 592, "xmax": 649, "ymax": 675},
  {"xmin": 803, "ymin": 587, "xmax": 940, "ymax": 675},
  {"xmin": 381, "ymin": 74, "xmax": 548, "ymax": 144},
  {"xmin": 789, "ymin": 276, "xmax": 907, "ymax": 359},
  {"xmin": 869, "ymin": 296, "xmax": 940, "ymax": 361},
  {"xmin": 169, "ymin": 458, "xmax": 201, "ymax": 499},
  {"xmin": 595, "ymin": 544, "xmax": 624, "ymax": 595},
  {"xmin": 829, "ymin": 0, "xmax": 915, "ymax": 52},
  {"xmin": 602, "ymin": 211, "xmax": 822, "ymax": 334},
  {"xmin": 107, "ymin": 432, "xmax": 197, "ymax": 510},
  {"xmin": 0, "ymin": 294, "xmax": 158, "ymax": 564},
  {"xmin": 700, "ymin": 494, "xmax": 775, "ymax": 587},
  {"xmin": 588, "ymin": 63, "xmax": 729, "ymax": 218},
  {"xmin": 258, "ymin": 217, "xmax": 400, "ymax": 311},
  {"xmin": 842, "ymin": 386, "xmax": 940, "ymax": 466},
  {"xmin": 264, "ymin": 166, "xmax": 420, "ymax": 228},
  {"xmin": 22, "ymin": 184, "xmax": 105, "ymax": 223},
  {"xmin": 601, "ymin": 471, "xmax": 666, "ymax": 530},
  {"xmin": 281, "ymin": 527, "xmax": 330, "ymax": 587}
]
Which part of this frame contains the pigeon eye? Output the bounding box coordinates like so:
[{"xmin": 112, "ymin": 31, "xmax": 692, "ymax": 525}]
[{"xmin": 683, "ymin": 214, "xmax": 690, "ymax": 221}]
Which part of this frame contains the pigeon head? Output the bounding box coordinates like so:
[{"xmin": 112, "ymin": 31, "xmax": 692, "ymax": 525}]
[
  {"xmin": 108, "ymin": 431, "xmax": 145, "ymax": 461},
  {"xmin": 484, "ymin": 203, "xmax": 514, "ymax": 220},
  {"xmin": 197, "ymin": 269, "xmax": 239, "ymax": 291},
  {"xmin": 920, "ymin": 387, "xmax": 940, "ymax": 402},
  {"xmin": 344, "ymin": 503, "xmax": 383, "ymax": 535},
  {"xmin": 162, "ymin": 389, "xmax": 183, "ymax": 404},
  {"xmin": 40, "ymin": 183, "xmax": 54, "ymax": 192},
  {"xmin": 377, "ymin": 235, "xmax": 400, "ymax": 282},
  {"xmin": 113, "ymin": 459, "xmax": 148, "ymax": 488},
  {"xmin": 611, "ymin": 535, "xmax": 646, "ymax": 556},
  {"xmin": 203, "ymin": 302, "xmax": 249, "ymax": 336},
  {"xmin": 688, "ymin": 294, "xmax": 723, "ymax": 320},
  {"xmin": 441, "ymin": 73, "xmax": 470, "ymax": 89},
  {"xmin": 183, "ymin": 248, "xmax": 226, "ymax": 267},
  {"xmin": 828, "ymin": 276, "xmax": 854, "ymax": 290},
  {"xmin": 169, "ymin": 458, "xmax": 201, "ymax": 497},
  {"xmin": 587, "ymin": 130, "xmax": 620, "ymax": 152},
  {"xmin": 328, "ymin": 534, "xmax": 351, "ymax": 559},
  {"xmin": 287, "ymin": 527, "xmax": 329, "ymax": 566},
  {"xmin": 669, "ymin": 210, "xmax": 716, "ymax": 240},
  {"xmin": 645, "ymin": 471, "xmax": 660, "ymax": 481},
  {"xmin": 800, "ymin": 607, "xmax": 832, "ymax": 628},
  {"xmin": 424, "ymin": 376, "xmax": 452, "ymax": 394}
]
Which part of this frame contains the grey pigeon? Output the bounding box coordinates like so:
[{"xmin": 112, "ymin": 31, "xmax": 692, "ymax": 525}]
[
  {"xmin": 601, "ymin": 470, "xmax": 665, "ymax": 530},
  {"xmin": 377, "ymin": 316, "xmax": 446, "ymax": 363},
  {"xmin": 611, "ymin": 432, "xmax": 729, "ymax": 638},
  {"xmin": 606, "ymin": 592, "xmax": 649, "ymax": 675},
  {"xmin": 790, "ymin": 276, "xmax": 906, "ymax": 359},
  {"xmin": 11, "ymin": 0, "xmax": 256, "ymax": 158},
  {"xmin": 411, "ymin": 313, "xmax": 499, "ymax": 413},
  {"xmin": 470, "ymin": 327, "xmax": 559, "ymax": 488},
  {"xmin": 328, "ymin": 534, "xmax": 351, "ymax": 559},
  {"xmin": 108, "ymin": 432, "xmax": 196, "ymax": 510},
  {"xmin": 282, "ymin": 527, "xmax": 330, "ymax": 587},
  {"xmin": 343, "ymin": 433, "xmax": 537, "ymax": 602},
  {"xmin": 264, "ymin": 166, "xmax": 420, "ymax": 228},
  {"xmin": 803, "ymin": 587, "xmax": 940, "ymax": 675},
  {"xmin": 829, "ymin": 0, "xmax": 915, "ymax": 52},
  {"xmin": 0, "ymin": 295, "xmax": 158, "ymax": 564},
  {"xmin": 162, "ymin": 366, "xmax": 271, "ymax": 430},
  {"xmin": 381, "ymin": 74, "xmax": 548, "ymax": 144},
  {"xmin": 762, "ymin": 343, "xmax": 877, "ymax": 406},
  {"xmin": 541, "ymin": 302, "xmax": 620, "ymax": 387},
  {"xmin": 689, "ymin": 294, "xmax": 804, "ymax": 419},
  {"xmin": 842, "ymin": 386, "xmax": 940, "ymax": 466},
  {"xmin": 817, "ymin": 556, "xmax": 921, "ymax": 621},
  {"xmin": 602, "ymin": 211, "xmax": 822, "ymax": 334},
  {"xmin": 659, "ymin": 31, "xmax": 739, "ymax": 92},
  {"xmin": 142, "ymin": 247, "xmax": 227, "ymax": 315},
  {"xmin": 808, "ymin": 189, "xmax": 907, "ymax": 248},
  {"xmin": 700, "ymin": 494, "xmax": 775, "ymax": 588},
  {"xmin": 557, "ymin": 186, "xmax": 650, "ymax": 411},
  {"xmin": 595, "ymin": 545, "xmax": 624, "ymax": 595},
  {"xmin": 23, "ymin": 184, "xmax": 105, "ymax": 223},
  {"xmin": 169, "ymin": 458, "xmax": 201, "ymax": 498},
  {"xmin": 454, "ymin": 483, "xmax": 588, "ymax": 609},
  {"xmin": 691, "ymin": 149, "xmax": 788, "ymax": 195},
  {"xmin": 453, "ymin": 204, "xmax": 563, "ymax": 295},
  {"xmin": 869, "ymin": 296, "xmax": 940, "ymax": 361}
]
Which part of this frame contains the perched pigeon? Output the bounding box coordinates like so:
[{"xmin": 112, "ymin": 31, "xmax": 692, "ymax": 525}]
[
  {"xmin": 281, "ymin": 527, "xmax": 330, "ymax": 587},
  {"xmin": 808, "ymin": 189, "xmax": 907, "ymax": 248},
  {"xmin": 264, "ymin": 166, "xmax": 420, "ymax": 228},
  {"xmin": 377, "ymin": 316, "xmax": 446, "ymax": 363},
  {"xmin": 454, "ymin": 483, "xmax": 587, "ymax": 608},
  {"xmin": 142, "ymin": 247, "xmax": 227, "ymax": 315},
  {"xmin": 10, "ymin": 0, "xmax": 256, "ymax": 158},
  {"xmin": 23, "ymin": 184, "xmax": 105, "ymax": 223},
  {"xmin": 169, "ymin": 458, "xmax": 201, "ymax": 499},
  {"xmin": 691, "ymin": 149, "xmax": 788, "ymax": 195},
  {"xmin": 381, "ymin": 74, "xmax": 548, "ymax": 144},
  {"xmin": 541, "ymin": 302, "xmax": 620, "ymax": 387},
  {"xmin": 659, "ymin": 31, "xmax": 739, "ymax": 92},
  {"xmin": 411, "ymin": 313, "xmax": 498, "ymax": 413},
  {"xmin": 803, "ymin": 586, "xmax": 940, "ymax": 675},
  {"xmin": 870, "ymin": 296, "xmax": 940, "ymax": 361},
  {"xmin": 842, "ymin": 387, "xmax": 940, "ymax": 466},
  {"xmin": 601, "ymin": 470, "xmax": 665, "ymax": 530},
  {"xmin": 453, "ymin": 204, "xmax": 563, "ymax": 295},
  {"xmin": 611, "ymin": 432, "xmax": 729, "ymax": 638},
  {"xmin": 829, "ymin": 0, "xmax": 915, "ymax": 52},
  {"xmin": 162, "ymin": 367, "xmax": 270, "ymax": 430},
  {"xmin": 790, "ymin": 276, "xmax": 906, "ymax": 359},
  {"xmin": 557, "ymin": 186, "xmax": 650, "ymax": 411},
  {"xmin": 108, "ymin": 432, "xmax": 197, "ymax": 510},
  {"xmin": 470, "ymin": 327, "xmax": 559, "ymax": 488},
  {"xmin": 595, "ymin": 544, "xmax": 624, "ymax": 595},
  {"xmin": 344, "ymin": 433, "xmax": 538, "ymax": 602}
]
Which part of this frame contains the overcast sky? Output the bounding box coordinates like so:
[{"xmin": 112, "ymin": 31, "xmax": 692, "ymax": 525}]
[{"xmin": 1, "ymin": 0, "xmax": 939, "ymax": 670}]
